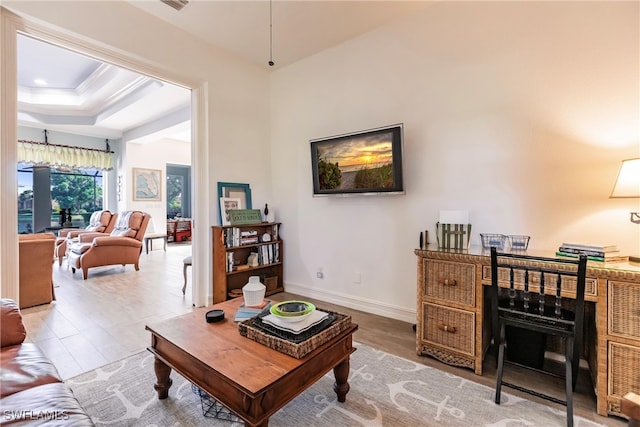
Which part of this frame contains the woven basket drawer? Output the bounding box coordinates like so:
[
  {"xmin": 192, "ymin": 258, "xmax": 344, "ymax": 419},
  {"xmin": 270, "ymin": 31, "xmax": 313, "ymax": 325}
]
[
  {"xmin": 608, "ymin": 280, "xmax": 640, "ymax": 340},
  {"xmin": 423, "ymin": 259, "xmax": 475, "ymax": 307},
  {"xmin": 482, "ymin": 266, "xmax": 597, "ymax": 299},
  {"xmin": 608, "ymin": 342, "xmax": 640, "ymax": 401},
  {"xmin": 420, "ymin": 302, "xmax": 475, "ymax": 357}
]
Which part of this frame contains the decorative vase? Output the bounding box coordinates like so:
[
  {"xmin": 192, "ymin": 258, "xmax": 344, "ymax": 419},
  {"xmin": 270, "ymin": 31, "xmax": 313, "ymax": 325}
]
[
  {"xmin": 242, "ymin": 276, "xmax": 266, "ymax": 307},
  {"xmin": 266, "ymin": 205, "xmax": 275, "ymax": 223},
  {"xmin": 263, "ymin": 203, "xmax": 269, "ymax": 222}
]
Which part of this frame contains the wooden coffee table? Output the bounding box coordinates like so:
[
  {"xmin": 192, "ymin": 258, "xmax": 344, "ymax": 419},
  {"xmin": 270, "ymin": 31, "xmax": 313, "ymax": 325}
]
[{"xmin": 145, "ymin": 298, "xmax": 358, "ymax": 427}]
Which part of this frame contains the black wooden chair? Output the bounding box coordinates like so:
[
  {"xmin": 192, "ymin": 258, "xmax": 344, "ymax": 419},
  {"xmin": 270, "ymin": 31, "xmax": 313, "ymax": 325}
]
[{"xmin": 490, "ymin": 247, "xmax": 587, "ymax": 427}]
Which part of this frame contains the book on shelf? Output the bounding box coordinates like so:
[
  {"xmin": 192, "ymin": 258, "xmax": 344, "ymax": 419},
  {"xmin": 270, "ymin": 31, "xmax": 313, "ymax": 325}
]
[
  {"xmin": 226, "ymin": 252, "xmax": 234, "ymax": 272},
  {"xmin": 225, "ymin": 227, "xmax": 278, "ymax": 247},
  {"xmin": 560, "ymin": 242, "xmax": 619, "ymax": 253},
  {"xmin": 555, "ymin": 251, "xmax": 629, "ymax": 264},
  {"xmin": 234, "ymin": 300, "xmax": 272, "ymax": 322},
  {"xmin": 240, "ymin": 236, "xmax": 259, "ymax": 245}
]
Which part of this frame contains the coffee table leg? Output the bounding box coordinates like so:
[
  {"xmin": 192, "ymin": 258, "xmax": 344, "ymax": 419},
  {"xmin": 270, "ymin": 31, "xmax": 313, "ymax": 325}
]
[
  {"xmin": 333, "ymin": 357, "xmax": 350, "ymax": 403},
  {"xmin": 153, "ymin": 357, "xmax": 173, "ymax": 399}
]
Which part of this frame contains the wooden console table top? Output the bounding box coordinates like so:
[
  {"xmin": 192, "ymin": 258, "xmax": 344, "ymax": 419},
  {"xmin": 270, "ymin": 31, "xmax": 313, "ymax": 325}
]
[{"xmin": 146, "ymin": 298, "xmax": 358, "ymax": 427}]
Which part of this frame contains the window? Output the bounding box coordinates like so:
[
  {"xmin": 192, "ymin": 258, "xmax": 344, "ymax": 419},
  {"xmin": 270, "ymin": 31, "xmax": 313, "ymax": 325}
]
[
  {"xmin": 17, "ymin": 164, "xmax": 103, "ymax": 232},
  {"xmin": 17, "ymin": 163, "xmax": 34, "ymax": 233},
  {"xmin": 51, "ymin": 167, "xmax": 103, "ymax": 227}
]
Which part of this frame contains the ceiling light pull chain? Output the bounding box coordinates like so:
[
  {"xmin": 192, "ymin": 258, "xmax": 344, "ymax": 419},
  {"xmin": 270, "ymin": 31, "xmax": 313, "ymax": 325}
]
[{"xmin": 268, "ymin": 0, "xmax": 275, "ymax": 67}]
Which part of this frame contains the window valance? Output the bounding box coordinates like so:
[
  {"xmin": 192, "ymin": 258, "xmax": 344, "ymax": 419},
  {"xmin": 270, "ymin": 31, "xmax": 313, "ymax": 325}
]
[{"xmin": 18, "ymin": 140, "xmax": 113, "ymax": 171}]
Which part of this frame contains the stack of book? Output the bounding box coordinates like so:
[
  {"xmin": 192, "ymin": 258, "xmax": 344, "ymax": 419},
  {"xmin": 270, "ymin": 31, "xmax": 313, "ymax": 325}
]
[
  {"xmin": 240, "ymin": 230, "xmax": 259, "ymax": 245},
  {"xmin": 556, "ymin": 243, "xmax": 629, "ymax": 264},
  {"xmin": 234, "ymin": 300, "xmax": 273, "ymax": 322}
]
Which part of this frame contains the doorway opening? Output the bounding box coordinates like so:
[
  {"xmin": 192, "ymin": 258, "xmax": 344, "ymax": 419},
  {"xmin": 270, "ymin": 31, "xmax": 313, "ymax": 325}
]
[{"xmin": 3, "ymin": 10, "xmax": 208, "ymax": 307}]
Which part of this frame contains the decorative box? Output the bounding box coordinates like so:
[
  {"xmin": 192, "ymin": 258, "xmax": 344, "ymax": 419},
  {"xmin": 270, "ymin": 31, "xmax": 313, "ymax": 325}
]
[
  {"xmin": 436, "ymin": 222, "xmax": 472, "ymax": 250},
  {"xmin": 238, "ymin": 308, "xmax": 352, "ymax": 359}
]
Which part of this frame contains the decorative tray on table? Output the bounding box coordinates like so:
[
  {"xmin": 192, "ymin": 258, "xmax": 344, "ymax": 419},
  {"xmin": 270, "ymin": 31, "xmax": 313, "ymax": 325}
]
[{"xmin": 238, "ymin": 307, "xmax": 352, "ymax": 359}]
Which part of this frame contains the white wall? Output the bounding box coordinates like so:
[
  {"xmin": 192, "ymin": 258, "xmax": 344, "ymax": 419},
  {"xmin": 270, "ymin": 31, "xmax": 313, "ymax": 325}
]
[
  {"xmin": 270, "ymin": 1, "xmax": 640, "ymax": 322},
  {"xmin": 125, "ymin": 138, "xmax": 191, "ymax": 234}
]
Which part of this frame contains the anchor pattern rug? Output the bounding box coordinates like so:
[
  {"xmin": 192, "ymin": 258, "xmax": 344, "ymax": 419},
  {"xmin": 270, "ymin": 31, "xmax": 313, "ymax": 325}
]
[{"xmin": 68, "ymin": 342, "xmax": 607, "ymax": 426}]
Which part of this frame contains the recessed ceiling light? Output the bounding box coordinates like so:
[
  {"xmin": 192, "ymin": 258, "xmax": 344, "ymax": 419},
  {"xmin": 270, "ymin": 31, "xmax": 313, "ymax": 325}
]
[{"xmin": 33, "ymin": 78, "xmax": 47, "ymax": 86}]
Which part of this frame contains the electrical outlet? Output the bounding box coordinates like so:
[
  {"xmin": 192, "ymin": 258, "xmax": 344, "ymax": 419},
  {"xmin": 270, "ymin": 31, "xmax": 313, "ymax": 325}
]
[
  {"xmin": 353, "ymin": 271, "xmax": 361, "ymax": 284},
  {"xmin": 317, "ymin": 268, "xmax": 324, "ymax": 279}
]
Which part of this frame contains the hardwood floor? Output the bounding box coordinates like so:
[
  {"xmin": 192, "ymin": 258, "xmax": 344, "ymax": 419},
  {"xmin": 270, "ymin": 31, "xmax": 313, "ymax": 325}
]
[{"xmin": 20, "ymin": 242, "xmax": 623, "ymax": 426}]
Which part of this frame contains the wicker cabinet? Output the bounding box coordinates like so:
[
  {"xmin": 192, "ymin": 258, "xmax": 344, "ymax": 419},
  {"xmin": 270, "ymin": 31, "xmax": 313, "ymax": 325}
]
[
  {"xmin": 212, "ymin": 223, "xmax": 284, "ymax": 304},
  {"xmin": 416, "ymin": 255, "xmax": 487, "ymax": 375},
  {"xmin": 606, "ymin": 280, "xmax": 640, "ymax": 416}
]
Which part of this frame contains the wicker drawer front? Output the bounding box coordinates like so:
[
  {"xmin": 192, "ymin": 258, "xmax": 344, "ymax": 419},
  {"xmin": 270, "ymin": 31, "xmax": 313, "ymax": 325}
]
[
  {"xmin": 423, "ymin": 260, "xmax": 475, "ymax": 307},
  {"xmin": 482, "ymin": 266, "xmax": 597, "ymax": 299},
  {"xmin": 608, "ymin": 342, "xmax": 640, "ymax": 399},
  {"xmin": 608, "ymin": 280, "xmax": 640, "ymax": 340},
  {"xmin": 421, "ymin": 302, "xmax": 475, "ymax": 357}
]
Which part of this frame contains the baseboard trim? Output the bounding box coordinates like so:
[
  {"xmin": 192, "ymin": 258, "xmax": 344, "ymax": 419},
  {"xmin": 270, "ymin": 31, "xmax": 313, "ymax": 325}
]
[{"xmin": 284, "ymin": 282, "xmax": 416, "ymax": 324}]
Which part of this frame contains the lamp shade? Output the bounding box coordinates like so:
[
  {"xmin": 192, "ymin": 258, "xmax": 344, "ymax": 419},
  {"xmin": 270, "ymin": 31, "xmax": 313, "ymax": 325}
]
[{"xmin": 610, "ymin": 158, "xmax": 640, "ymax": 198}]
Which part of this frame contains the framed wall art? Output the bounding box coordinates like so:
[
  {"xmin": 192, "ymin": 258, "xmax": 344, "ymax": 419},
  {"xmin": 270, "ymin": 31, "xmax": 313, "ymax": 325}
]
[
  {"xmin": 217, "ymin": 182, "xmax": 252, "ymax": 224},
  {"xmin": 133, "ymin": 168, "xmax": 162, "ymax": 201}
]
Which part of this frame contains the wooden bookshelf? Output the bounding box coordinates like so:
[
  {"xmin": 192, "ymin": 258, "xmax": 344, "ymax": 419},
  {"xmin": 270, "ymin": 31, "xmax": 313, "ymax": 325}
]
[{"xmin": 212, "ymin": 223, "xmax": 283, "ymax": 304}]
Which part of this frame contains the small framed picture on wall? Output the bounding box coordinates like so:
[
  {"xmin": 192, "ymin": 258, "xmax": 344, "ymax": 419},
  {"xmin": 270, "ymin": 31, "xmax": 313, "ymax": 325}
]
[{"xmin": 133, "ymin": 168, "xmax": 162, "ymax": 201}]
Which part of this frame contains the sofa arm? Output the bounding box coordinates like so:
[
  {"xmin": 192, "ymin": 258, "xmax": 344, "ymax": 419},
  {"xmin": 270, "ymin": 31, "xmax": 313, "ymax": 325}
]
[
  {"xmin": 62, "ymin": 229, "xmax": 90, "ymax": 239},
  {"xmin": 58, "ymin": 228, "xmax": 82, "ymax": 238},
  {"xmin": 77, "ymin": 232, "xmax": 107, "ymax": 243},
  {"xmin": 92, "ymin": 236, "xmax": 143, "ymax": 248},
  {"xmin": 0, "ymin": 299, "xmax": 27, "ymax": 347}
]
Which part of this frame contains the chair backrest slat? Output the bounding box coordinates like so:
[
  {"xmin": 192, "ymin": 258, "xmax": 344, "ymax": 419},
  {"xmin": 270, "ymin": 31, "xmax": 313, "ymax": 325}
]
[
  {"xmin": 509, "ymin": 267, "xmax": 516, "ymax": 308},
  {"xmin": 538, "ymin": 270, "xmax": 545, "ymax": 315},
  {"xmin": 523, "ymin": 269, "xmax": 530, "ymax": 311},
  {"xmin": 555, "ymin": 273, "xmax": 562, "ymax": 317}
]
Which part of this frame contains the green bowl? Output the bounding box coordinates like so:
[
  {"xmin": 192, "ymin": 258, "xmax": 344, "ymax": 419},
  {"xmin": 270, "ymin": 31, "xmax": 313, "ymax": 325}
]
[{"xmin": 270, "ymin": 301, "xmax": 315, "ymax": 318}]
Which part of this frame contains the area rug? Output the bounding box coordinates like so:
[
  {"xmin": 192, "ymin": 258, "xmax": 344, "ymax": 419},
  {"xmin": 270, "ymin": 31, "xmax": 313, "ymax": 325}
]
[{"xmin": 68, "ymin": 342, "xmax": 606, "ymax": 426}]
